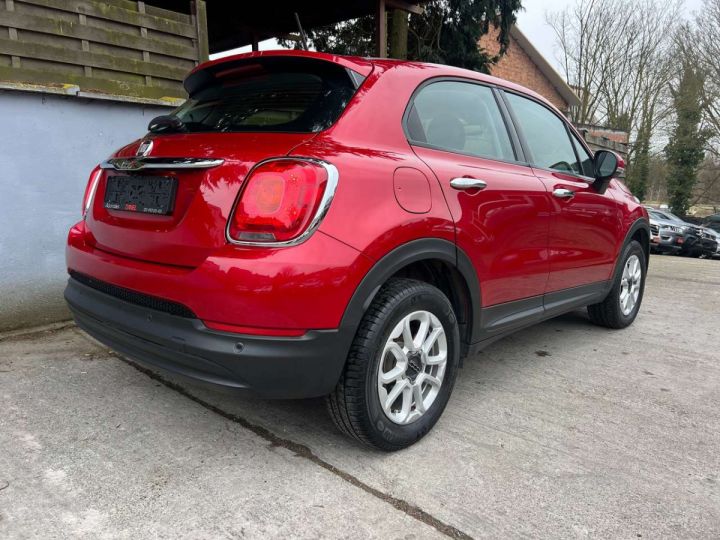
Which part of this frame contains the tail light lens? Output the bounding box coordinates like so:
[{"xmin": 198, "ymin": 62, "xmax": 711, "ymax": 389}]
[
  {"xmin": 82, "ymin": 166, "xmax": 102, "ymax": 218},
  {"xmin": 228, "ymin": 159, "xmax": 336, "ymax": 244}
]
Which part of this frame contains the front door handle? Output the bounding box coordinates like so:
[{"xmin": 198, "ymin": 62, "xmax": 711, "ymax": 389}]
[
  {"xmin": 450, "ymin": 178, "xmax": 487, "ymax": 191},
  {"xmin": 553, "ymin": 188, "xmax": 575, "ymax": 199}
]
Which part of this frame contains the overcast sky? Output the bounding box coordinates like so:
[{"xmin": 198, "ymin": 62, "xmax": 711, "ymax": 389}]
[
  {"xmin": 516, "ymin": 0, "xmax": 704, "ymax": 73},
  {"xmin": 213, "ymin": 0, "xmax": 707, "ymax": 72}
]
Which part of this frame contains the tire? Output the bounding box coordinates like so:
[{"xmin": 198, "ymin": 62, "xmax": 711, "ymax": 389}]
[
  {"xmin": 326, "ymin": 278, "xmax": 460, "ymax": 451},
  {"xmin": 588, "ymin": 240, "xmax": 646, "ymax": 329}
]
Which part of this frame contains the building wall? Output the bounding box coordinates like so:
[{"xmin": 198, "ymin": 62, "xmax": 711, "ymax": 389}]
[
  {"xmin": 0, "ymin": 89, "xmax": 171, "ymax": 332},
  {"xmin": 479, "ymin": 29, "xmax": 569, "ymax": 113}
]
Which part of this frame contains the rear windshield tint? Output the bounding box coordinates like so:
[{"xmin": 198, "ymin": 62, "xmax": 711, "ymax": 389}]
[{"xmin": 173, "ymin": 58, "xmax": 359, "ymax": 133}]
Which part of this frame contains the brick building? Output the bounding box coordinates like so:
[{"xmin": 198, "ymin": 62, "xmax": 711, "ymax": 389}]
[{"xmin": 479, "ymin": 26, "xmax": 579, "ymax": 114}]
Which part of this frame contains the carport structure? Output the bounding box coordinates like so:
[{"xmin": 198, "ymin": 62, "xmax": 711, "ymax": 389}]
[
  {"xmin": 0, "ymin": 0, "xmax": 423, "ymax": 102},
  {"xmin": 193, "ymin": 0, "xmax": 424, "ymax": 57}
]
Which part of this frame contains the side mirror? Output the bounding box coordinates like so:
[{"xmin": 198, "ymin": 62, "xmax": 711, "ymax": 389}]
[
  {"xmin": 593, "ymin": 150, "xmax": 623, "ymax": 181},
  {"xmin": 592, "ymin": 150, "xmax": 624, "ymax": 194}
]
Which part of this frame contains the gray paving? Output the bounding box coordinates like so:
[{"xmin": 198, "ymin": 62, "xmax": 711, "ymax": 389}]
[{"xmin": 1, "ymin": 255, "xmax": 718, "ymax": 538}]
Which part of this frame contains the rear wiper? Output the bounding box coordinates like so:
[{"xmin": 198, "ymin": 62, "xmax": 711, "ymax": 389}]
[{"xmin": 148, "ymin": 115, "xmax": 188, "ymax": 134}]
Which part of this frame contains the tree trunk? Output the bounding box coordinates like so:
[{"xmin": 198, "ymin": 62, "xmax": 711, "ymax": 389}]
[{"xmin": 389, "ymin": 9, "xmax": 409, "ymax": 59}]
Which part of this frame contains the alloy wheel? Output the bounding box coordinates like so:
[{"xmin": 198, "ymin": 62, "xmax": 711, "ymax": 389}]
[
  {"xmin": 377, "ymin": 310, "xmax": 448, "ymax": 425},
  {"xmin": 619, "ymin": 254, "xmax": 642, "ymax": 316}
]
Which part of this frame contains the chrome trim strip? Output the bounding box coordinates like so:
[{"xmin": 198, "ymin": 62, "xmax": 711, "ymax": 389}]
[
  {"xmin": 225, "ymin": 157, "xmax": 339, "ymax": 248},
  {"xmin": 100, "ymin": 157, "xmax": 224, "ymax": 171}
]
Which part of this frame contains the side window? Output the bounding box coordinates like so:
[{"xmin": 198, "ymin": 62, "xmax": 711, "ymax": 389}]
[
  {"xmin": 407, "ymin": 81, "xmax": 515, "ymax": 162},
  {"xmin": 571, "ymin": 133, "xmax": 594, "ymax": 177},
  {"xmin": 505, "ymin": 93, "xmax": 580, "ymax": 174}
]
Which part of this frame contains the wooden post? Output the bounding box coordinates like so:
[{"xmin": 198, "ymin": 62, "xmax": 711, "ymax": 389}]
[
  {"xmin": 376, "ymin": 0, "xmax": 387, "ymax": 58},
  {"xmin": 389, "ymin": 9, "xmax": 408, "ymax": 59},
  {"xmin": 192, "ymin": 0, "xmax": 209, "ymax": 62},
  {"xmin": 137, "ymin": 2, "xmax": 151, "ymax": 85},
  {"xmin": 6, "ymin": 0, "xmax": 21, "ymax": 68}
]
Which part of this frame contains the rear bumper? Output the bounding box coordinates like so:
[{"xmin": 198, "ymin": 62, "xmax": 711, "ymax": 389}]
[{"xmin": 65, "ymin": 277, "xmax": 351, "ymax": 398}]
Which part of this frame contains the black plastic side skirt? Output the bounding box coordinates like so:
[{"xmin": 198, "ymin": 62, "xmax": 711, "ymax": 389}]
[{"xmin": 470, "ymin": 280, "xmax": 611, "ymax": 354}]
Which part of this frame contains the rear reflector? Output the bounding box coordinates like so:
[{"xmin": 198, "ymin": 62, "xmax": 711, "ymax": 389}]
[
  {"xmin": 203, "ymin": 320, "xmax": 307, "ymax": 337},
  {"xmin": 228, "ymin": 159, "xmax": 336, "ymax": 244}
]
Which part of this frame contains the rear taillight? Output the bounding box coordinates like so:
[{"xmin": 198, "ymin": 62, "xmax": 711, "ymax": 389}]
[
  {"xmin": 82, "ymin": 166, "xmax": 102, "ymax": 218},
  {"xmin": 228, "ymin": 159, "xmax": 337, "ymax": 244}
]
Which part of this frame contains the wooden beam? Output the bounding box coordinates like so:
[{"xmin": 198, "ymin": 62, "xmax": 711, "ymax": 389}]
[
  {"xmin": 376, "ymin": 0, "xmax": 387, "ymax": 58},
  {"xmin": 192, "ymin": 0, "xmax": 209, "ymax": 62},
  {"xmin": 386, "ymin": 0, "xmax": 424, "ymax": 15}
]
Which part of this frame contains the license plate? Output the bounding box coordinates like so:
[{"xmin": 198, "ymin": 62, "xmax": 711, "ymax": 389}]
[{"xmin": 104, "ymin": 176, "xmax": 177, "ymax": 215}]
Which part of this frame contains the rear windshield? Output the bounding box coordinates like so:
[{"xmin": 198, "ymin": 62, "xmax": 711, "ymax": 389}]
[{"xmin": 172, "ymin": 58, "xmax": 359, "ymax": 133}]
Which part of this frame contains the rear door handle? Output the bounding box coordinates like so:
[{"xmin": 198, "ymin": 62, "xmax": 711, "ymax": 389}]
[
  {"xmin": 450, "ymin": 178, "xmax": 487, "ymax": 191},
  {"xmin": 553, "ymin": 188, "xmax": 575, "ymax": 199}
]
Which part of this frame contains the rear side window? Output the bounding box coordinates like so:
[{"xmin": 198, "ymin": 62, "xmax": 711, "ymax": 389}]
[
  {"xmin": 407, "ymin": 81, "xmax": 515, "ymax": 162},
  {"xmin": 505, "ymin": 93, "xmax": 580, "ymax": 174},
  {"xmin": 172, "ymin": 59, "xmax": 358, "ymax": 133}
]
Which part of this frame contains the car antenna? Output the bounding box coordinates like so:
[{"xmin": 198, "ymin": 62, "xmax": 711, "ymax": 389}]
[{"xmin": 294, "ymin": 12, "xmax": 309, "ymax": 51}]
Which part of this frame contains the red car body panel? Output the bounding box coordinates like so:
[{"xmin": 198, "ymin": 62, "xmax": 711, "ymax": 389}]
[
  {"xmin": 68, "ymin": 220, "xmax": 373, "ymax": 331},
  {"xmin": 65, "ymin": 50, "xmax": 648, "ymax": 396},
  {"xmin": 88, "ymin": 133, "xmax": 316, "ymax": 268},
  {"xmin": 412, "ymin": 146, "xmax": 551, "ymax": 306}
]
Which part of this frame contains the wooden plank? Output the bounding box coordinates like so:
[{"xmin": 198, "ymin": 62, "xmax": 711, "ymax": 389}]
[
  {"xmin": 16, "ymin": 0, "xmax": 197, "ymax": 38},
  {"xmin": 0, "ymin": 37, "xmax": 188, "ymax": 80},
  {"xmin": 0, "ymin": 65, "xmax": 185, "ymax": 99},
  {"xmin": 90, "ymin": 0, "xmax": 190, "ymax": 23},
  {"xmin": 192, "ymin": 0, "xmax": 208, "ymax": 62},
  {"xmin": 1, "ymin": 11, "xmax": 198, "ymax": 60},
  {"xmin": 145, "ymin": 4, "xmax": 190, "ymax": 24}
]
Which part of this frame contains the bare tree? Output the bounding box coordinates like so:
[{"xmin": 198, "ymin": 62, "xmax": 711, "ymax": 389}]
[
  {"xmin": 547, "ymin": 0, "xmax": 681, "ymax": 198},
  {"xmin": 694, "ymin": 0, "xmax": 720, "ymax": 150},
  {"xmin": 547, "ymin": 0, "xmax": 628, "ymax": 125}
]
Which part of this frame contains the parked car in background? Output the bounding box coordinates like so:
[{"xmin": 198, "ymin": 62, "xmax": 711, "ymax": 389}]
[
  {"xmin": 64, "ymin": 50, "xmax": 649, "ymax": 450},
  {"xmin": 698, "ymin": 228, "xmax": 718, "ymax": 258},
  {"xmin": 702, "ymin": 213, "xmax": 720, "ymax": 234},
  {"xmin": 702, "ymin": 227, "xmax": 720, "ymax": 259},
  {"xmin": 647, "ymin": 209, "xmax": 705, "ymax": 257},
  {"xmin": 647, "ymin": 209, "xmax": 684, "ymax": 254}
]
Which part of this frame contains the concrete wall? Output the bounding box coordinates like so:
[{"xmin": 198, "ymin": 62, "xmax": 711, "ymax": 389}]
[{"xmin": 0, "ymin": 89, "xmax": 171, "ymax": 331}]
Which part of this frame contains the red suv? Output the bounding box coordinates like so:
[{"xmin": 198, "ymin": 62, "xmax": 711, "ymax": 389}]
[{"xmin": 65, "ymin": 51, "xmax": 649, "ymax": 450}]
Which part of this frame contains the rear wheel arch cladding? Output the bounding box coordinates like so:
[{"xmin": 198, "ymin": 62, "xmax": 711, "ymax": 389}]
[
  {"xmin": 338, "ymin": 239, "xmax": 482, "ymax": 354},
  {"xmin": 393, "ymin": 167, "xmax": 432, "ymax": 214}
]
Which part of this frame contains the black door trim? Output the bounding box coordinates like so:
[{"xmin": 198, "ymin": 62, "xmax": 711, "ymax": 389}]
[{"xmin": 472, "ymin": 280, "xmax": 612, "ymax": 349}]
